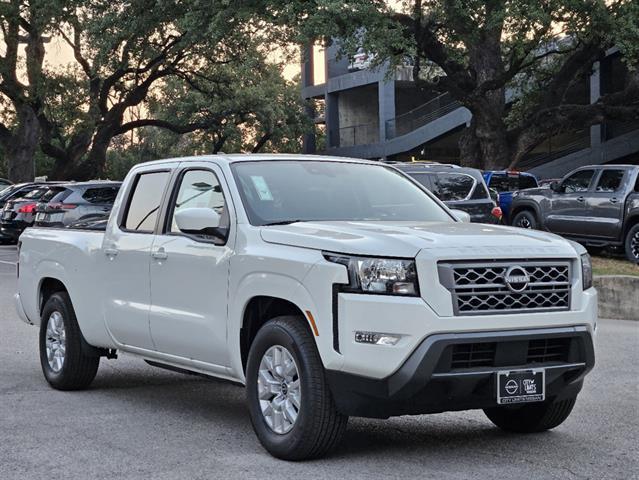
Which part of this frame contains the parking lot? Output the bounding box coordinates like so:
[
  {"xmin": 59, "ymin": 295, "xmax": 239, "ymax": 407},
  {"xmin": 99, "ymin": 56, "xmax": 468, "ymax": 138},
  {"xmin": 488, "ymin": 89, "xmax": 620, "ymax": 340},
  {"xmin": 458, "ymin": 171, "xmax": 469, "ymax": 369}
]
[{"xmin": 0, "ymin": 244, "xmax": 636, "ymax": 479}]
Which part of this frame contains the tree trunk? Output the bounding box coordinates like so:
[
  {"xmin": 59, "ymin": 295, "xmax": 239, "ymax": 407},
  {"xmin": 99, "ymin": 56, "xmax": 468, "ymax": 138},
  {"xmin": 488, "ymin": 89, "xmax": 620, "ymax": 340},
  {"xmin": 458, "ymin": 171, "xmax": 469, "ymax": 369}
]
[
  {"xmin": 6, "ymin": 105, "xmax": 40, "ymax": 182},
  {"xmin": 458, "ymin": 118, "xmax": 481, "ymax": 168},
  {"xmin": 70, "ymin": 131, "xmax": 111, "ymax": 181}
]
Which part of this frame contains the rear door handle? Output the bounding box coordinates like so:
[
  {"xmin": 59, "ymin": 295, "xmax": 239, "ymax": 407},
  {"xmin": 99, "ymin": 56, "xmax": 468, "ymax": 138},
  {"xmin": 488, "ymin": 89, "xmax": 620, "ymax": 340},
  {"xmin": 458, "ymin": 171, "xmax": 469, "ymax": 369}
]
[
  {"xmin": 576, "ymin": 196, "xmax": 585, "ymax": 202},
  {"xmin": 151, "ymin": 248, "xmax": 168, "ymax": 260},
  {"xmin": 610, "ymin": 197, "xmax": 619, "ymax": 204}
]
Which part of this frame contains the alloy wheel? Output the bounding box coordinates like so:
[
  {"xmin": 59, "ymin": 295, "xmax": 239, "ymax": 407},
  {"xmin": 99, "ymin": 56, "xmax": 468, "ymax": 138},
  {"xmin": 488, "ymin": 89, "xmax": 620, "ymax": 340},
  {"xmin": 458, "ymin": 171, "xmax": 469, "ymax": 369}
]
[
  {"xmin": 45, "ymin": 311, "xmax": 66, "ymax": 373},
  {"xmin": 257, "ymin": 345, "xmax": 301, "ymax": 434},
  {"xmin": 518, "ymin": 217, "xmax": 532, "ymax": 229},
  {"xmin": 632, "ymin": 230, "xmax": 639, "ymax": 261}
]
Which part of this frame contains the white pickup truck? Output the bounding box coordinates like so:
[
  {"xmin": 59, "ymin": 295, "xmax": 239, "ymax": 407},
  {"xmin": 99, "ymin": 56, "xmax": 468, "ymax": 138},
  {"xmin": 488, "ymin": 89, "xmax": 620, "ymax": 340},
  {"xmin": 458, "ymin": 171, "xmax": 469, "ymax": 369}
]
[{"xmin": 15, "ymin": 155, "xmax": 596, "ymax": 460}]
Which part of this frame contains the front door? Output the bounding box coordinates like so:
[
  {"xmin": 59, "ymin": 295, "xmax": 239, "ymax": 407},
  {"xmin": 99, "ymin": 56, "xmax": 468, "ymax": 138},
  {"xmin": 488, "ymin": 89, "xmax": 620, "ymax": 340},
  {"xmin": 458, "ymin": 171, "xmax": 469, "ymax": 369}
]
[
  {"xmin": 545, "ymin": 169, "xmax": 596, "ymax": 236},
  {"xmin": 149, "ymin": 165, "xmax": 233, "ymax": 367},
  {"xmin": 102, "ymin": 168, "xmax": 174, "ymax": 349},
  {"xmin": 581, "ymin": 169, "xmax": 627, "ymax": 240}
]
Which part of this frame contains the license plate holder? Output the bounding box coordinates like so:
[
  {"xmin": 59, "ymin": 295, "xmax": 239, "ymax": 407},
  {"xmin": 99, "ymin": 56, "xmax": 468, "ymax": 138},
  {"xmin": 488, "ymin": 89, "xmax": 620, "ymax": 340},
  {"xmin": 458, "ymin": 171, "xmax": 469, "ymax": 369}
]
[{"xmin": 497, "ymin": 369, "xmax": 545, "ymax": 405}]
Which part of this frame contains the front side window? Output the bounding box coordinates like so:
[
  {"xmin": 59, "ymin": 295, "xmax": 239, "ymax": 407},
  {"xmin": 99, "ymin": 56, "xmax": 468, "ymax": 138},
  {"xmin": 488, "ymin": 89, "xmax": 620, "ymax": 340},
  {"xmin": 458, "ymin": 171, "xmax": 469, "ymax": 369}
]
[
  {"xmin": 561, "ymin": 170, "xmax": 594, "ymax": 193},
  {"xmin": 595, "ymin": 170, "xmax": 625, "ymax": 193},
  {"xmin": 231, "ymin": 160, "xmax": 453, "ymax": 226},
  {"xmin": 168, "ymin": 169, "xmax": 229, "ymax": 243},
  {"xmin": 23, "ymin": 187, "xmax": 48, "ymax": 200},
  {"xmin": 123, "ymin": 171, "xmax": 170, "ymax": 232}
]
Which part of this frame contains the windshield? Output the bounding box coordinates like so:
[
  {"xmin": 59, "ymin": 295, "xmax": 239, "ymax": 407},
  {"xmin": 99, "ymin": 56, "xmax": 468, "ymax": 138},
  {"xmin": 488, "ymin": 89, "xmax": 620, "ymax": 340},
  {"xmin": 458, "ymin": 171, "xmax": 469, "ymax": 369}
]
[{"xmin": 231, "ymin": 160, "xmax": 453, "ymax": 226}]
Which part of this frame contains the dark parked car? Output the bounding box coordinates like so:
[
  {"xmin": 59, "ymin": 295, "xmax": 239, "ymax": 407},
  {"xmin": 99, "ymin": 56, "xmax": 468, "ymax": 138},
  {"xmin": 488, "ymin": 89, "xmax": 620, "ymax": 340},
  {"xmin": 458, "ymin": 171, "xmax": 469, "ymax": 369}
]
[
  {"xmin": 483, "ymin": 170, "xmax": 538, "ymax": 223},
  {"xmin": 0, "ymin": 183, "xmax": 62, "ymax": 243},
  {"xmin": 511, "ymin": 164, "xmax": 639, "ymax": 263},
  {"xmin": 34, "ymin": 181, "xmax": 121, "ymax": 228},
  {"xmin": 392, "ymin": 163, "xmax": 501, "ymax": 223}
]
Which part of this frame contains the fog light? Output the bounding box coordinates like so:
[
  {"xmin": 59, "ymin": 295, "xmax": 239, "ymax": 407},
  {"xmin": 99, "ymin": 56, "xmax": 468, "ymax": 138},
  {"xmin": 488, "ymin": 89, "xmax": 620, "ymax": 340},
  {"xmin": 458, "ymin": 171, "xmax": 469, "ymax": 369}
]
[{"xmin": 354, "ymin": 331, "xmax": 401, "ymax": 345}]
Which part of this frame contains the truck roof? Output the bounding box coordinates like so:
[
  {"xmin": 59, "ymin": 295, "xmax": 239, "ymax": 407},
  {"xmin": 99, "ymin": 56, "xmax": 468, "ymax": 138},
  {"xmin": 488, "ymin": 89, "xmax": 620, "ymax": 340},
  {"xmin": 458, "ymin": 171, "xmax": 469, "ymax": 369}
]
[{"xmin": 134, "ymin": 153, "xmax": 377, "ymax": 167}]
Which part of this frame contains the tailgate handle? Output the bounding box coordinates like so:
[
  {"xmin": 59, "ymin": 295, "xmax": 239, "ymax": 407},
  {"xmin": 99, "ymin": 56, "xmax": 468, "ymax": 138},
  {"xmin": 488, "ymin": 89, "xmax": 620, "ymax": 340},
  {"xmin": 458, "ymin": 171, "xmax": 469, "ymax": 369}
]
[{"xmin": 104, "ymin": 248, "xmax": 119, "ymax": 258}]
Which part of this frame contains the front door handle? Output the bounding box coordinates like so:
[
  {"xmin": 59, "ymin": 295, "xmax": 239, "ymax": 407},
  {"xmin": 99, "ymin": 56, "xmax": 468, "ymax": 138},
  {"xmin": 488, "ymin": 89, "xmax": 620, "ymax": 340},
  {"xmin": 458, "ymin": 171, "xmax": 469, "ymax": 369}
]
[
  {"xmin": 610, "ymin": 197, "xmax": 619, "ymax": 204},
  {"xmin": 152, "ymin": 248, "xmax": 168, "ymax": 260},
  {"xmin": 576, "ymin": 196, "xmax": 585, "ymax": 202}
]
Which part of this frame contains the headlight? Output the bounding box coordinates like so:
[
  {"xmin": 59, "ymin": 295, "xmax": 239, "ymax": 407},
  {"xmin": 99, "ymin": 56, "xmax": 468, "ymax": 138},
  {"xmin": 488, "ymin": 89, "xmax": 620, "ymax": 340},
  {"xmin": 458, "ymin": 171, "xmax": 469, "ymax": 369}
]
[
  {"xmin": 581, "ymin": 253, "xmax": 593, "ymax": 290},
  {"xmin": 325, "ymin": 253, "xmax": 419, "ymax": 296}
]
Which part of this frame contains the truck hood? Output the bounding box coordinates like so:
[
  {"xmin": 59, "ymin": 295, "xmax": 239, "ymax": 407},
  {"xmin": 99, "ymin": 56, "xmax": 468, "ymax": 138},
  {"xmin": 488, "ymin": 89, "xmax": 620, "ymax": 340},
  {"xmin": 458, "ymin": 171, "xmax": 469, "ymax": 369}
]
[{"xmin": 259, "ymin": 221, "xmax": 578, "ymax": 258}]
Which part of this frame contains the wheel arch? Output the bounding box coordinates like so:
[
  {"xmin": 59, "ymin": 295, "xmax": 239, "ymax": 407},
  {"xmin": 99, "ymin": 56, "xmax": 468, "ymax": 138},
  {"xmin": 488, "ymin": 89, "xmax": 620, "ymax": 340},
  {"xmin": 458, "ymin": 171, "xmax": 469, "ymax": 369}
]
[
  {"xmin": 38, "ymin": 277, "xmax": 69, "ymax": 315},
  {"xmin": 511, "ymin": 202, "xmax": 542, "ymax": 225},
  {"xmin": 230, "ymin": 272, "xmax": 323, "ymax": 381}
]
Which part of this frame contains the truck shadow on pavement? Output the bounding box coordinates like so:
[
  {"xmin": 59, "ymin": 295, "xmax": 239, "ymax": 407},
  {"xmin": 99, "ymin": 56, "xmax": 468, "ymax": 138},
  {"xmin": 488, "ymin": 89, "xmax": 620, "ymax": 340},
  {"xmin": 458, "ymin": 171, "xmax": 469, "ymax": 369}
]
[{"xmin": 84, "ymin": 363, "xmax": 573, "ymax": 462}]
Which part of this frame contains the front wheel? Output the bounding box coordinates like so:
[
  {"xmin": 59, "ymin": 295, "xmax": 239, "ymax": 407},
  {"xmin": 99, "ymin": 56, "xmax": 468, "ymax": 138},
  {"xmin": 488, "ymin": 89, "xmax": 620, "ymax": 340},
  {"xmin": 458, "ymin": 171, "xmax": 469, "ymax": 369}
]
[
  {"xmin": 625, "ymin": 224, "xmax": 639, "ymax": 264},
  {"xmin": 483, "ymin": 397, "xmax": 576, "ymax": 433},
  {"xmin": 246, "ymin": 315, "xmax": 347, "ymax": 460},
  {"xmin": 39, "ymin": 292, "xmax": 100, "ymax": 390},
  {"xmin": 511, "ymin": 210, "xmax": 538, "ymax": 229}
]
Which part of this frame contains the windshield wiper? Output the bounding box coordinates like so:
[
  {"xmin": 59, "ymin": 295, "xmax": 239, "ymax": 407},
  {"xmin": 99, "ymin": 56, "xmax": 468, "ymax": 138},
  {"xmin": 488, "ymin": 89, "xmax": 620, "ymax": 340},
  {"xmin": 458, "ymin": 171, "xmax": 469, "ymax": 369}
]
[{"xmin": 262, "ymin": 219, "xmax": 307, "ymax": 226}]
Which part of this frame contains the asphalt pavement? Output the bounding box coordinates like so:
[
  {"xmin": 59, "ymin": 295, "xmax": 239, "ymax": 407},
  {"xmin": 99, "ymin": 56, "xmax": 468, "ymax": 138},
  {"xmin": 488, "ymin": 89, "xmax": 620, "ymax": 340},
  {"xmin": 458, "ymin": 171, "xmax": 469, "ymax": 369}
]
[{"xmin": 0, "ymin": 245, "xmax": 637, "ymax": 479}]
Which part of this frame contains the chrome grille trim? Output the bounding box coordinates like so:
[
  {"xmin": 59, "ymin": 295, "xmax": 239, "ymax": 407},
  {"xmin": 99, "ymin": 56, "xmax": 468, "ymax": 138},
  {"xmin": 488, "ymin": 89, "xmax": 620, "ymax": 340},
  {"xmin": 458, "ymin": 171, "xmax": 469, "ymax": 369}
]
[{"xmin": 438, "ymin": 260, "xmax": 572, "ymax": 315}]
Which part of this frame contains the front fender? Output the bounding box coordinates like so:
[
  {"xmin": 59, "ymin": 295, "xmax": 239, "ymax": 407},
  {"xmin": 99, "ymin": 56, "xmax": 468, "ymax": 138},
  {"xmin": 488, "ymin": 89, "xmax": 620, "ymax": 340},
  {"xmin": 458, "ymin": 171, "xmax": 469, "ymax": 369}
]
[
  {"xmin": 228, "ymin": 272, "xmax": 323, "ymax": 383},
  {"xmin": 511, "ymin": 198, "xmax": 544, "ymax": 227}
]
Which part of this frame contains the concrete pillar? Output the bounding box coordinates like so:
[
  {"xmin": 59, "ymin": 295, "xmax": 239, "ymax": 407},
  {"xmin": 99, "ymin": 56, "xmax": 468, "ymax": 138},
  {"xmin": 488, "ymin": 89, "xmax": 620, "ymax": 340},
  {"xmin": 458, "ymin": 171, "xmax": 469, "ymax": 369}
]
[
  {"xmin": 301, "ymin": 44, "xmax": 314, "ymax": 88},
  {"xmin": 302, "ymin": 103, "xmax": 317, "ymax": 154},
  {"xmin": 378, "ymin": 63, "xmax": 396, "ymax": 144},
  {"xmin": 326, "ymin": 93, "xmax": 340, "ymax": 148},
  {"xmin": 590, "ymin": 61, "xmax": 602, "ymax": 147}
]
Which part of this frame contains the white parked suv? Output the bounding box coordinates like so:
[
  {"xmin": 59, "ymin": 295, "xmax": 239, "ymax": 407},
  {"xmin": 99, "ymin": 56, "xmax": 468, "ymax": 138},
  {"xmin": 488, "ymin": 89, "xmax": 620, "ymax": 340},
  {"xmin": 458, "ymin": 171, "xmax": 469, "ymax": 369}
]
[{"xmin": 15, "ymin": 155, "xmax": 596, "ymax": 460}]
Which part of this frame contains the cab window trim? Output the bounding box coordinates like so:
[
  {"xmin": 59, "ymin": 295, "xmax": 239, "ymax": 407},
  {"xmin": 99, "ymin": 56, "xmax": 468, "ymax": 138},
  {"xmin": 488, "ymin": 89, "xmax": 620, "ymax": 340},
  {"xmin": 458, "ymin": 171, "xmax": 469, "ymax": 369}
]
[
  {"xmin": 161, "ymin": 167, "xmax": 230, "ymax": 246},
  {"xmin": 119, "ymin": 169, "xmax": 172, "ymax": 234}
]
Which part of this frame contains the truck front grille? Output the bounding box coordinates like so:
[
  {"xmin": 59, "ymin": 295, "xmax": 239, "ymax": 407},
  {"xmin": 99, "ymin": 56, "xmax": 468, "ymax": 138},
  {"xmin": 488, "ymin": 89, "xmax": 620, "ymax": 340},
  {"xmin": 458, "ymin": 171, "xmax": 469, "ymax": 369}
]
[{"xmin": 438, "ymin": 260, "xmax": 572, "ymax": 315}]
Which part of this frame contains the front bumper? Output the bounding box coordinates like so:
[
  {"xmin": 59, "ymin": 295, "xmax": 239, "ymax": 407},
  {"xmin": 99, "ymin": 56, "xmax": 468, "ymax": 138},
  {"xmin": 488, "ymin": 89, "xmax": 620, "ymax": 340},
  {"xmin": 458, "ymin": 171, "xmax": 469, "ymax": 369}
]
[{"xmin": 326, "ymin": 326, "xmax": 594, "ymax": 418}]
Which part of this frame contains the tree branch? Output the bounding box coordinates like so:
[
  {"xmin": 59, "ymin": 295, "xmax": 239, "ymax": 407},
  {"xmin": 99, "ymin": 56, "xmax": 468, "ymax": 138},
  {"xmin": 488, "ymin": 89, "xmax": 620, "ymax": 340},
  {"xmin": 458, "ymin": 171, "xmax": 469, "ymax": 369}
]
[{"xmin": 115, "ymin": 118, "xmax": 212, "ymax": 136}]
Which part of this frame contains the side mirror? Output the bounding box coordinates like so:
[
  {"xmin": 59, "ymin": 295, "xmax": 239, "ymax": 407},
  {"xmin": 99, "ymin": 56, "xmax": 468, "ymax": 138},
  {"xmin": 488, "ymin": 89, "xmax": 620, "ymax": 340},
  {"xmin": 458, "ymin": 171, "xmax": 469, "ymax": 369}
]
[
  {"xmin": 175, "ymin": 207, "xmax": 220, "ymax": 234},
  {"xmin": 450, "ymin": 209, "xmax": 471, "ymax": 223}
]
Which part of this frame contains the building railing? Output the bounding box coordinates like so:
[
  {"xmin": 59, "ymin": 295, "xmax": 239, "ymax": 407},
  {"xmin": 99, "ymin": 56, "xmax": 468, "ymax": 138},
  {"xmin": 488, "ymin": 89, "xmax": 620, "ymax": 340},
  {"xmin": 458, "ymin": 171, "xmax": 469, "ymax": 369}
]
[
  {"xmin": 518, "ymin": 130, "xmax": 591, "ymax": 170},
  {"xmin": 386, "ymin": 92, "xmax": 462, "ymax": 139}
]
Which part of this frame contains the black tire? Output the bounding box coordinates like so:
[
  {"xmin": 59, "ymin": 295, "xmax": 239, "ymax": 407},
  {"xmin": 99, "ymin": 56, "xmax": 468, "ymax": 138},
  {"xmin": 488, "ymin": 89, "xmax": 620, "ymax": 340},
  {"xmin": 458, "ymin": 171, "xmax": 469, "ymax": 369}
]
[
  {"xmin": 625, "ymin": 223, "xmax": 639, "ymax": 264},
  {"xmin": 483, "ymin": 397, "xmax": 576, "ymax": 433},
  {"xmin": 39, "ymin": 291, "xmax": 100, "ymax": 390},
  {"xmin": 511, "ymin": 210, "xmax": 538, "ymax": 229},
  {"xmin": 246, "ymin": 315, "xmax": 348, "ymax": 460}
]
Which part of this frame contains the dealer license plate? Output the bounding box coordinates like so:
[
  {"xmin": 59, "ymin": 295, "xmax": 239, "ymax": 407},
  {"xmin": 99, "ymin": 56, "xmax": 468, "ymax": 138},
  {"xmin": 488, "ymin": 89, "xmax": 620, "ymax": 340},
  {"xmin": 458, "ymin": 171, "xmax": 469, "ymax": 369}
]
[{"xmin": 497, "ymin": 369, "xmax": 545, "ymax": 405}]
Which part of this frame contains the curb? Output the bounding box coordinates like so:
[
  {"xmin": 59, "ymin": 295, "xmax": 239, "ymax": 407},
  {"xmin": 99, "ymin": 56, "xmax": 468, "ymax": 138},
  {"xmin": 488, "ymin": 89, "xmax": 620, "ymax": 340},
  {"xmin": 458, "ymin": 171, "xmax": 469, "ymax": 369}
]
[{"xmin": 594, "ymin": 275, "xmax": 639, "ymax": 321}]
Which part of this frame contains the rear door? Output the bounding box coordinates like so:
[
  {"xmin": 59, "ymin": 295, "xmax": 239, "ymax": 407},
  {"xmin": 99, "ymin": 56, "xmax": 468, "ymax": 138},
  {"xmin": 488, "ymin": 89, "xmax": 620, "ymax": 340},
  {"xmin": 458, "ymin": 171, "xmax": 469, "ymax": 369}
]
[
  {"xmin": 431, "ymin": 172, "xmax": 494, "ymax": 223},
  {"xmin": 148, "ymin": 163, "xmax": 234, "ymax": 367},
  {"xmin": 76, "ymin": 185, "xmax": 121, "ymax": 222},
  {"xmin": 101, "ymin": 166, "xmax": 175, "ymax": 349},
  {"xmin": 545, "ymin": 169, "xmax": 596, "ymax": 235},
  {"xmin": 581, "ymin": 168, "xmax": 627, "ymax": 240}
]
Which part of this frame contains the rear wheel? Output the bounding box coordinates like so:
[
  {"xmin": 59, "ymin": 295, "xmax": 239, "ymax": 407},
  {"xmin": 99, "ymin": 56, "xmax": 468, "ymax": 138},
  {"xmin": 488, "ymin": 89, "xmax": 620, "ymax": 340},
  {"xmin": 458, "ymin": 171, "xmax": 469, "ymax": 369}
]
[
  {"xmin": 512, "ymin": 210, "xmax": 538, "ymax": 229},
  {"xmin": 39, "ymin": 292, "xmax": 100, "ymax": 390},
  {"xmin": 625, "ymin": 224, "xmax": 639, "ymax": 264},
  {"xmin": 483, "ymin": 397, "xmax": 576, "ymax": 433},
  {"xmin": 246, "ymin": 315, "xmax": 347, "ymax": 460}
]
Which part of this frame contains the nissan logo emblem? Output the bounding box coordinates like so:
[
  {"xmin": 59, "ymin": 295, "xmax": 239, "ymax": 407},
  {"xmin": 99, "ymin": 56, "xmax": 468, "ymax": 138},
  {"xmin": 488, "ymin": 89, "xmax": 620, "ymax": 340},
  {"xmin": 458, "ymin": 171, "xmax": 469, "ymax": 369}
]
[{"xmin": 504, "ymin": 266, "xmax": 530, "ymax": 293}]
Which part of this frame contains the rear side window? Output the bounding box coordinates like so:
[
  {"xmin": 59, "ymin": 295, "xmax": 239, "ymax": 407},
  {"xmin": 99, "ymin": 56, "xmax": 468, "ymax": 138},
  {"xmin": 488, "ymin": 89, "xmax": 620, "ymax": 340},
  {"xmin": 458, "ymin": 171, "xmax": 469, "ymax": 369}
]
[
  {"xmin": 430, "ymin": 173, "xmax": 475, "ymax": 201},
  {"xmin": 23, "ymin": 187, "xmax": 48, "ymax": 199},
  {"xmin": 123, "ymin": 172, "xmax": 170, "ymax": 232},
  {"xmin": 595, "ymin": 170, "xmax": 625, "ymax": 193},
  {"xmin": 40, "ymin": 187, "xmax": 70, "ymax": 203},
  {"xmin": 82, "ymin": 186, "xmax": 120, "ymax": 204}
]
